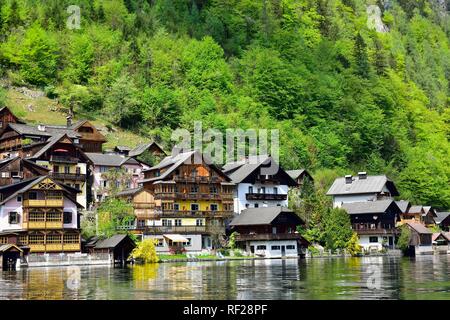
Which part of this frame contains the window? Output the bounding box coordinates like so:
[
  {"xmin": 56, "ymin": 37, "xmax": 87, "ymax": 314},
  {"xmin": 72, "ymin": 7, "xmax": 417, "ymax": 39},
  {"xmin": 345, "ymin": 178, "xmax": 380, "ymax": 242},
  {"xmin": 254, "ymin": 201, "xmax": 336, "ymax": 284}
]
[
  {"xmin": 100, "ymin": 166, "xmax": 109, "ymax": 173},
  {"xmin": 190, "ymin": 185, "xmax": 199, "ymax": 193},
  {"xmin": 261, "ymin": 187, "xmax": 266, "ymax": 194},
  {"xmin": 74, "ymin": 184, "xmax": 80, "ymax": 191},
  {"xmin": 210, "ymin": 204, "xmax": 218, "ymax": 211},
  {"xmin": 76, "ymin": 167, "xmax": 81, "ymax": 175},
  {"xmin": 191, "ymin": 204, "xmax": 199, "ymax": 211},
  {"xmin": 156, "ymin": 238, "xmax": 164, "ymax": 247},
  {"xmin": 186, "ymin": 238, "xmax": 192, "ymax": 246},
  {"xmin": 209, "ymin": 186, "xmax": 218, "ymax": 194},
  {"xmin": 162, "ymin": 219, "xmax": 172, "ymax": 227},
  {"xmin": 174, "ymin": 219, "xmax": 182, "ymax": 226},
  {"xmin": 64, "ymin": 166, "xmax": 70, "ymax": 174},
  {"xmin": 245, "ymin": 203, "xmax": 249, "ymax": 208},
  {"xmin": 196, "ymin": 219, "xmax": 203, "ymax": 226},
  {"xmin": 63, "ymin": 234, "xmax": 79, "ymax": 244},
  {"xmin": 28, "ymin": 234, "xmax": 45, "ymax": 244},
  {"xmin": 16, "ymin": 195, "xmax": 22, "ymax": 202},
  {"xmin": 1, "ymin": 172, "xmax": 10, "ymax": 178},
  {"xmin": 53, "ymin": 165, "xmax": 59, "ymax": 173},
  {"xmin": 47, "ymin": 211, "xmax": 62, "ymax": 222},
  {"xmin": 254, "ymin": 203, "xmax": 259, "ymax": 208},
  {"xmin": 248, "ymin": 186, "xmax": 253, "ymax": 193},
  {"xmin": 174, "ymin": 203, "xmax": 180, "ymax": 211},
  {"xmin": 47, "ymin": 234, "xmax": 62, "ymax": 244},
  {"xmin": 8, "ymin": 212, "xmax": 19, "ymax": 224},
  {"xmin": 29, "ymin": 211, "xmax": 45, "ymax": 222},
  {"xmin": 286, "ymin": 245, "xmax": 296, "ymax": 250},
  {"xmin": 102, "ymin": 180, "xmax": 107, "ymax": 188},
  {"xmin": 271, "ymin": 245, "xmax": 281, "ymax": 250},
  {"xmin": 137, "ymin": 220, "xmax": 146, "ymax": 228},
  {"xmin": 28, "ymin": 192, "xmax": 37, "ymax": 200},
  {"xmin": 256, "ymin": 245, "xmax": 266, "ymax": 250},
  {"xmin": 273, "ymin": 187, "xmax": 278, "ymax": 194},
  {"xmin": 63, "ymin": 212, "xmax": 72, "ymax": 224},
  {"xmin": 369, "ymin": 237, "xmax": 378, "ymax": 243}
]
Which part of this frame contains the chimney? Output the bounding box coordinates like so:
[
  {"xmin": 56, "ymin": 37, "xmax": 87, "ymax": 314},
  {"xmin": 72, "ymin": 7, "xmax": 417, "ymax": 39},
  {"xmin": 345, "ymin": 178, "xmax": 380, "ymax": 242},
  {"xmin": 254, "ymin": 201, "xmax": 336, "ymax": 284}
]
[
  {"xmin": 37, "ymin": 124, "xmax": 46, "ymax": 132},
  {"xmin": 66, "ymin": 115, "xmax": 72, "ymax": 128},
  {"xmin": 358, "ymin": 172, "xmax": 367, "ymax": 180},
  {"xmin": 345, "ymin": 175, "xmax": 353, "ymax": 184}
]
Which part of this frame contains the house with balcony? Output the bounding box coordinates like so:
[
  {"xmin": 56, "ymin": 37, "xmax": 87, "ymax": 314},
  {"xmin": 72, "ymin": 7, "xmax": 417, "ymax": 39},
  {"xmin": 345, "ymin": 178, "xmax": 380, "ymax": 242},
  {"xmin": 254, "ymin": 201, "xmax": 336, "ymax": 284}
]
[
  {"xmin": 0, "ymin": 156, "xmax": 50, "ymax": 186},
  {"xmin": 229, "ymin": 207, "xmax": 308, "ymax": 258},
  {"xmin": 327, "ymin": 172, "xmax": 400, "ymax": 208},
  {"xmin": 0, "ymin": 176, "xmax": 82, "ymax": 254},
  {"xmin": 222, "ymin": 155, "xmax": 297, "ymax": 214},
  {"xmin": 138, "ymin": 150, "xmax": 235, "ymax": 253},
  {"xmin": 86, "ymin": 152, "xmax": 150, "ymax": 204},
  {"xmin": 341, "ymin": 200, "xmax": 401, "ymax": 252}
]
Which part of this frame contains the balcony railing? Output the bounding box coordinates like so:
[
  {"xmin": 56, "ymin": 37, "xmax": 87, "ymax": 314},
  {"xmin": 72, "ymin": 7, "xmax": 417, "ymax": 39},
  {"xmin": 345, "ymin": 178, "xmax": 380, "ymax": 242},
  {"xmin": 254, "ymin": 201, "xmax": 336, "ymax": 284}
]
[
  {"xmin": 148, "ymin": 210, "xmax": 234, "ymax": 219},
  {"xmin": 172, "ymin": 176, "xmax": 221, "ymax": 183},
  {"xmin": 245, "ymin": 193, "xmax": 287, "ymax": 201},
  {"xmin": 23, "ymin": 199, "xmax": 64, "ymax": 207},
  {"xmin": 25, "ymin": 221, "xmax": 63, "ymax": 229},
  {"xmin": 117, "ymin": 225, "xmax": 207, "ymax": 233},
  {"xmin": 154, "ymin": 192, "xmax": 225, "ymax": 200},
  {"xmin": 50, "ymin": 172, "xmax": 86, "ymax": 181},
  {"xmin": 235, "ymin": 233, "xmax": 302, "ymax": 241},
  {"xmin": 50, "ymin": 155, "xmax": 79, "ymax": 164},
  {"xmin": 28, "ymin": 243, "xmax": 80, "ymax": 253},
  {"xmin": 352, "ymin": 225, "xmax": 397, "ymax": 235}
]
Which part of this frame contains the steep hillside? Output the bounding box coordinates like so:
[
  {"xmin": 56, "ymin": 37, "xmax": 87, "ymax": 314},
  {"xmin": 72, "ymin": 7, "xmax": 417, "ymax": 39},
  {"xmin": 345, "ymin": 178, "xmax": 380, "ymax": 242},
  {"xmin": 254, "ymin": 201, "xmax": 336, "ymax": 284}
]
[{"xmin": 0, "ymin": 0, "xmax": 449, "ymax": 208}]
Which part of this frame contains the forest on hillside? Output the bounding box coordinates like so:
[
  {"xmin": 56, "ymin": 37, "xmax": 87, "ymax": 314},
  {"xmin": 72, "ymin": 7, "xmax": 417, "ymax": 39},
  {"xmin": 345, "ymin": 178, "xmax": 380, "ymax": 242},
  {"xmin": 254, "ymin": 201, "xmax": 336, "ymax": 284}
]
[{"xmin": 0, "ymin": 0, "xmax": 449, "ymax": 209}]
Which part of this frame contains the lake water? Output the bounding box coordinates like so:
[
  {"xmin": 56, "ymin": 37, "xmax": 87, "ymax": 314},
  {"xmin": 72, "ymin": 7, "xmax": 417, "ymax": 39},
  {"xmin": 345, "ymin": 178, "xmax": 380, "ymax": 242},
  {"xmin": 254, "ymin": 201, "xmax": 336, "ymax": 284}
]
[{"xmin": 1, "ymin": 255, "xmax": 450, "ymax": 300}]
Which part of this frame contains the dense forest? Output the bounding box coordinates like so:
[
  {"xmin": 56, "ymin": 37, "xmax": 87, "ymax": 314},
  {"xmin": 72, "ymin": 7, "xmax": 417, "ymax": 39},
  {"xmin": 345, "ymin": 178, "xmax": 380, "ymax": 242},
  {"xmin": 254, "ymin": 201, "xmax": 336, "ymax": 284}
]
[{"xmin": 0, "ymin": 0, "xmax": 449, "ymax": 209}]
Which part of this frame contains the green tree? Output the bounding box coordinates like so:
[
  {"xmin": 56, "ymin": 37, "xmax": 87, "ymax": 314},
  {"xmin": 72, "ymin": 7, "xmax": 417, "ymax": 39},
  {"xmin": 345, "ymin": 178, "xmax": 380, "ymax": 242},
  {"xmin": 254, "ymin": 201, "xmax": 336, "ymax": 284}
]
[
  {"xmin": 131, "ymin": 239, "xmax": 159, "ymax": 263},
  {"xmin": 397, "ymin": 225, "xmax": 411, "ymax": 253},
  {"xmin": 346, "ymin": 232, "xmax": 362, "ymax": 256},
  {"xmin": 321, "ymin": 207, "xmax": 353, "ymax": 251},
  {"xmin": 97, "ymin": 198, "xmax": 134, "ymax": 238}
]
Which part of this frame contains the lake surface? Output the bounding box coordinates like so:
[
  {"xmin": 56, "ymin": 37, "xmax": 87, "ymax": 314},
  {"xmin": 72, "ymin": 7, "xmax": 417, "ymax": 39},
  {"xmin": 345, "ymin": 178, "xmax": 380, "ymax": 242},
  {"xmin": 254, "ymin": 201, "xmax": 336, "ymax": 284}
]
[{"xmin": 1, "ymin": 255, "xmax": 450, "ymax": 300}]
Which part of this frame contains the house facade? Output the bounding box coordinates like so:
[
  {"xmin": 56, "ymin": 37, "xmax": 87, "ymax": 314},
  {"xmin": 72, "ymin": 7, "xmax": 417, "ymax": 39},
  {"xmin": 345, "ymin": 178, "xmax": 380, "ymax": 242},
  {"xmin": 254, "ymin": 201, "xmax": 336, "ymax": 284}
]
[
  {"xmin": 0, "ymin": 176, "xmax": 82, "ymax": 253},
  {"xmin": 222, "ymin": 155, "xmax": 297, "ymax": 214},
  {"xmin": 327, "ymin": 173, "xmax": 399, "ymax": 208},
  {"xmin": 341, "ymin": 200, "xmax": 401, "ymax": 252},
  {"xmin": 229, "ymin": 207, "xmax": 307, "ymax": 258},
  {"xmin": 404, "ymin": 222, "xmax": 433, "ymax": 255},
  {"xmin": 136, "ymin": 150, "xmax": 235, "ymax": 253}
]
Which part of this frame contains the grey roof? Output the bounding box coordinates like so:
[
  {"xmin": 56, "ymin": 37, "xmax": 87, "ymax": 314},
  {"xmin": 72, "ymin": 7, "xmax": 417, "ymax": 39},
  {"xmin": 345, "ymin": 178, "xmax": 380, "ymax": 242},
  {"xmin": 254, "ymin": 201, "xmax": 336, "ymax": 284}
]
[
  {"xmin": 29, "ymin": 133, "xmax": 66, "ymax": 159},
  {"xmin": 395, "ymin": 200, "xmax": 410, "ymax": 214},
  {"xmin": 128, "ymin": 142, "xmax": 161, "ymax": 157},
  {"xmin": 94, "ymin": 234, "xmax": 132, "ymax": 249},
  {"xmin": 8, "ymin": 123, "xmax": 80, "ymax": 139},
  {"xmin": 115, "ymin": 145, "xmax": 132, "ymax": 152},
  {"xmin": 406, "ymin": 222, "xmax": 433, "ymax": 234},
  {"xmin": 86, "ymin": 153, "xmax": 139, "ymax": 167},
  {"xmin": 435, "ymin": 212, "xmax": 450, "ymax": 224},
  {"xmin": 408, "ymin": 205, "xmax": 424, "ymax": 214},
  {"xmin": 341, "ymin": 200, "xmax": 396, "ymax": 215},
  {"xmin": 422, "ymin": 206, "xmax": 437, "ymax": 217},
  {"xmin": 286, "ymin": 169, "xmax": 306, "ymax": 180},
  {"xmin": 230, "ymin": 207, "xmax": 296, "ymax": 226},
  {"xmin": 116, "ymin": 187, "xmax": 143, "ymax": 197},
  {"xmin": 0, "ymin": 244, "xmax": 23, "ymax": 253},
  {"xmin": 326, "ymin": 175, "xmax": 399, "ymax": 196}
]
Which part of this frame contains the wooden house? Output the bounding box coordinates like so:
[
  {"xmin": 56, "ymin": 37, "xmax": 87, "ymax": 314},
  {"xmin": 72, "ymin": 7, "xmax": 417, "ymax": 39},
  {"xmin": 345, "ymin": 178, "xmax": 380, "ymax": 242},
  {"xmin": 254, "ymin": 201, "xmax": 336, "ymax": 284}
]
[
  {"xmin": 0, "ymin": 107, "xmax": 24, "ymax": 135},
  {"xmin": 0, "ymin": 156, "xmax": 49, "ymax": 186},
  {"xmin": 341, "ymin": 200, "xmax": 401, "ymax": 252},
  {"xmin": 404, "ymin": 222, "xmax": 433, "ymax": 256},
  {"xmin": 229, "ymin": 207, "xmax": 307, "ymax": 258},
  {"xmin": 138, "ymin": 150, "xmax": 235, "ymax": 253},
  {"xmin": 286, "ymin": 169, "xmax": 314, "ymax": 189},
  {"xmin": 435, "ymin": 212, "xmax": 450, "ymax": 231},
  {"xmin": 86, "ymin": 234, "xmax": 136, "ymax": 265},
  {"xmin": 68, "ymin": 120, "xmax": 106, "ymax": 153}
]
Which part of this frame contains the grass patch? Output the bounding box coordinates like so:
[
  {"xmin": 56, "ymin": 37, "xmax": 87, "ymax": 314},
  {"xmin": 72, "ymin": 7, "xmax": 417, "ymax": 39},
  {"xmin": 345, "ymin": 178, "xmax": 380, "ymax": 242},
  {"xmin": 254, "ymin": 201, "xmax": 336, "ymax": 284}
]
[{"xmin": 157, "ymin": 254, "xmax": 187, "ymax": 261}]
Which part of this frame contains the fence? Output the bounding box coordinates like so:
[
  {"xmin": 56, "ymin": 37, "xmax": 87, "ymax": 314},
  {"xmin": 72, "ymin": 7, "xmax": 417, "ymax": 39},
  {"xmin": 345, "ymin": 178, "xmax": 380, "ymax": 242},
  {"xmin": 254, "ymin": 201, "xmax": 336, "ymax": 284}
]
[{"xmin": 26, "ymin": 252, "xmax": 111, "ymax": 267}]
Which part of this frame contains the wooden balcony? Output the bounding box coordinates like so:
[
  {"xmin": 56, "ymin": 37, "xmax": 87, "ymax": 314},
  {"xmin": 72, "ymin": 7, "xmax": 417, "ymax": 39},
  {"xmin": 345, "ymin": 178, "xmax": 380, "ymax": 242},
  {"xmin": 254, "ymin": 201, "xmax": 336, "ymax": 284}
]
[
  {"xmin": 150, "ymin": 210, "xmax": 234, "ymax": 219},
  {"xmin": 352, "ymin": 225, "xmax": 397, "ymax": 235},
  {"xmin": 246, "ymin": 193, "xmax": 287, "ymax": 201},
  {"xmin": 133, "ymin": 203, "xmax": 156, "ymax": 209},
  {"xmin": 118, "ymin": 225, "xmax": 208, "ymax": 234},
  {"xmin": 28, "ymin": 243, "xmax": 81, "ymax": 253},
  {"xmin": 25, "ymin": 221, "xmax": 63, "ymax": 229},
  {"xmin": 235, "ymin": 233, "xmax": 302, "ymax": 241},
  {"xmin": 154, "ymin": 192, "xmax": 226, "ymax": 201},
  {"xmin": 172, "ymin": 176, "xmax": 221, "ymax": 183},
  {"xmin": 50, "ymin": 172, "xmax": 86, "ymax": 181},
  {"xmin": 50, "ymin": 155, "xmax": 79, "ymax": 164},
  {"xmin": 23, "ymin": 199, "xmax": 64, "ymax": 207}
]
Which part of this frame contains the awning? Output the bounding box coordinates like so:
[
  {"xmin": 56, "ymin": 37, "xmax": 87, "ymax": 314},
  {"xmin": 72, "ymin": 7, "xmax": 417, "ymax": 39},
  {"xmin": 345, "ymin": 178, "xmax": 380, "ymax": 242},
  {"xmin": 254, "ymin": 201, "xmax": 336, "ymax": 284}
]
[{"xmin": 163, "ymin": 234, "xmax": 189, "ymax": 243}]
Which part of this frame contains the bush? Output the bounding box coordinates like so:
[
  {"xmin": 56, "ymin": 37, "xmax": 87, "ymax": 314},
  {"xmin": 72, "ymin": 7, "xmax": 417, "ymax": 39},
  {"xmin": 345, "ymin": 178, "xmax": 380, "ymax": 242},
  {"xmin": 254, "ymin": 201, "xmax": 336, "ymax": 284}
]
[
  {"xmin": 397, "ymin": 225, "xmax": 411, "ymax": 253},
  {"xmin": 131, "ymin": 239, "xmax": 158, "ymax": 264}
]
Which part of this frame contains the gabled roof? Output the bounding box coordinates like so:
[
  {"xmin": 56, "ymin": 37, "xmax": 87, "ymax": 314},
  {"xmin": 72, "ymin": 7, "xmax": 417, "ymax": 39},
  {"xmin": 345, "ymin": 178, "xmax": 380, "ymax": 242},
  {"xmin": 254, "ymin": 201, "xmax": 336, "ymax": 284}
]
[
  {"xmin": 405, "ymin": 222, "xmax": 433, "ymax": 234},
  {"xmin": 116, "ymin": 187, "xmax": 143, "ymax": 197},
  {"xmin": 432, "ymin": 232, "xmax": 450, "ymax": 242},
  {"xmin": 86, "ymin": 153, "xmax": 139, "ymax": 167},
  {"xmin": 326, "ymin": 175, "xmax": 399, "ymax": 196},
  {"xmin": 230, "ymin": 207, "xmax": 302, "ymax": 226},
  {"xmin": 422, "ymin": 206, "xmax": 437, "ymax": 217},
  {"xmin": 0, "ymin": 176, "xmax": 83, "ymax": 208},
  {"xmin": 286, "ymin": 169, "xmax": 313, "ymax": 181},
  {"xmin": 435, "ymin": 212, "xmax": 450, "ymax": 224},
  {"xmin": 128, "ymin": 142, "xmax": 165, "ymax": 157},
  {"xmin": 222, "ymin": 155, "xmax": 297, "ymax": 186},
  {"xmin": 141, "ymin": 150, "xmax": 230, "ymax": 183},
  {"xmin": 395, "ymin": 200, "xmax": 410, "ymax": 214},
  {"xmin": 0, "ymin": 243, "xmax": 23, "ymax": 253},
  {"xmin": 0, "ymin": 106, "xmax": 24, "ymax": 123},
  {"xmin": 341, "ymin": 200, "xmax": 398, "ymax": 215},
  {"xmin": 7, "ymin": 123, "xmax": 80, "ymax": 139},
  {"xmin": 408, "ymin": 205, "xmax": 424, "ymax": 214},
  {"xmin": 93, "ymin": 234, "xmax": 134, "ymax": 249}
]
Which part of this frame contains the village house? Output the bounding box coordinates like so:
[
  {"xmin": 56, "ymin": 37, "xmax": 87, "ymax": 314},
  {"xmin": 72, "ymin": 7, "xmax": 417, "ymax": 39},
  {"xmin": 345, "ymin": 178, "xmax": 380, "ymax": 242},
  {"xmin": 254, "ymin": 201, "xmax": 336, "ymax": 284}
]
[
  {"xmin": 0, "ymin": 156, "xmax": 49, "ymax": 186},
  {"xmin": 229, "ymin": 207, "xmax": 308, "ymax": 258},
  {"xmin": 327, "ymin": 172, "xmax": 399, "ymax": 208},
  {"xmin": 404, "ymin": 222, "xmax": 433, "ymax": 256},
  {"xmin": 222, "ymin": 155, "xmax": 297, "ymax": 214},
  {"xmin": 432, "ymin": 232, "xmax": 450, "ymax": 254},
  {"xmin": 65, "ymin": 118, "xmax": 107, "ymax": 153},
  {"xmin": 435, "ymin": 212, "xmax": 450, "ymax": 231},
  {"xmin": 422, "ymin": 206, "xmax": 437, "ymax": 227},
  {"xmin": 341, "ymin": 200, "xmax": 401, "ymax": 252},
  {"xmin": 0, "ymin": 107, "xmax": 24, "ymax": 135},
  {"xmin": 86, "ymin": 152, "xmax": 150, "ymax": 204},
  {"xmin": 112, "ymin": 141, "xmax": 166, "ymax": 159},
  {"xmin": 286, "ymin": 169, "xmax": 314, "ymax": 190},
  {"xmin": 0, "ymin": 176, "xmax": 82, "ymax": 254},
  {"xmin": 136, "ymin": 150, "xmax": 235, "ymax": 253},
  {"xmin": 85, "ymin": 234, "xmax": 136, "ymax": 265}
]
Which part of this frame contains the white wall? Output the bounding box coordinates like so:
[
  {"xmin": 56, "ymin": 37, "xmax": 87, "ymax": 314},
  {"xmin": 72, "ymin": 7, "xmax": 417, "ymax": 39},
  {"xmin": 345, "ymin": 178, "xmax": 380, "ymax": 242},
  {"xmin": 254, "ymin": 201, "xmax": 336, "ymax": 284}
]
[
  {"xmin": 143, "ymin": 234, "xmax": 203, "ymax": 253},
  {"xmin": 358, "ymin": 234, "xmax": 395, "ymax": 252},
  {"xmin": 248, "ymin": 240, "xmax": 298, "ymax": 258},
  {"xmin": 332, "ymin": 185, "xmax": 392, "ymax": 208},
  {"xmin": 63, "ymin": 198, "xmax": 79, "ymax": 229},
  {"xmin": 234, "ymin": 183, "xmax": 289, "ymax": 214},
  {"xmin": 0, "ymin": 197, "xmax": 23, "ymax": 231}
]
